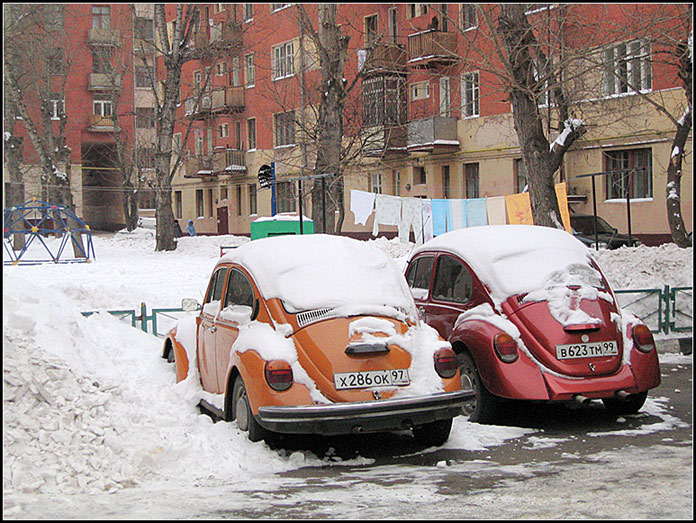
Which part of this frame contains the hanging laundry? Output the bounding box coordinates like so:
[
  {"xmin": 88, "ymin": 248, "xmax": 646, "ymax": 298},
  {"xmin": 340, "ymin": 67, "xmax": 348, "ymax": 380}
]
[
  {"xmin": 421, "ymin": 199, "xmax": 434, "ymax": 243},
  {"xmin": 372, "ymin": 194, "xmax": 402, "ymax": 236},
  {"xmin": 486, "ymin": 196, "xmax": 507, "ymax": 225},
  {"xmin": 350, "ymin": 190, "xmax": 376, "ymax": 226},
  {"xmin": 554, "ymin": 182, "xmax": 572, "ymax": 233},
  {"xmin": 505, "ymin": 192, "xmax": 533, "ymax": 225},
  {"xmin": 448, "ymin": 199, "xmax": 468, "ymax": 231},
  {"xmin": 467, "ymin": 198, "xmax": 488, "ymax": 227},
  {"xmin": 399, "ymin": 197, "xmax": 424, "ymax": 244},
  {"xmin": 431, "ymin": 199, "xmax": 450, "ymax": 237}
]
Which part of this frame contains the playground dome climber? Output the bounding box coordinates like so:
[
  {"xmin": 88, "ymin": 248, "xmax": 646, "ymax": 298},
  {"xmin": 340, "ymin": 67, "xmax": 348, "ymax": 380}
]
[{"xmin": 3, "ymin": 198, "xmax": 95, "ymax": 265}]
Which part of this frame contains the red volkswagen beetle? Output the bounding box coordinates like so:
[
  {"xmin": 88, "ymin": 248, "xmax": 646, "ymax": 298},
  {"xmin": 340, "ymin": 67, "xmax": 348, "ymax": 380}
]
[{"xmin": 405, "ymin": 225, "xmax": 661, "ymax": 423}]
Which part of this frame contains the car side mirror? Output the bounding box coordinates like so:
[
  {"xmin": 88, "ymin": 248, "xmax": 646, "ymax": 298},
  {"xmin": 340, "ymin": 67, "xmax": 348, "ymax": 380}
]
[{"xmin": 181, "ymin": 298, "xmax": 201, "ymax": 311}]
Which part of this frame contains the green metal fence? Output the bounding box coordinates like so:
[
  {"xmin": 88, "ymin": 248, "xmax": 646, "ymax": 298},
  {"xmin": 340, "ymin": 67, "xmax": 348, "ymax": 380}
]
[{"xmin": 83, "ymin": 285, "xmax": 692, "ymax": 338}]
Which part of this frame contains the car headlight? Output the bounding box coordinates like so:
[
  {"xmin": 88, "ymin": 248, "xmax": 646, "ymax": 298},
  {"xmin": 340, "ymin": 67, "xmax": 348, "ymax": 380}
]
[{"xmin": 590, "ymin": 241, "xmax": 608, "ymax": 249}]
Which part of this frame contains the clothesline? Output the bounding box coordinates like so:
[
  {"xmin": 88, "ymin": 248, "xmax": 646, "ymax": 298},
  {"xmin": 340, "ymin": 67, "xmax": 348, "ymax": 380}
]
[{"xmin": 350, "ymin": 183, "xmax": 572, "ymax": 245}]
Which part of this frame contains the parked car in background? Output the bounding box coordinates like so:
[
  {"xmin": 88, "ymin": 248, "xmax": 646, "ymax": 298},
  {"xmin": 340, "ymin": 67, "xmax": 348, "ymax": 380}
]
[
  {"xmin": 570, "ymin": 214, "xmax": 641, "ymax": 249},
  {"xmin": 405, "ymin": 225, "xmax": 660, "ymax": 423},
  {"xmin": 163, "ymin": 234, "xmax": 472, "ymax": 445}
]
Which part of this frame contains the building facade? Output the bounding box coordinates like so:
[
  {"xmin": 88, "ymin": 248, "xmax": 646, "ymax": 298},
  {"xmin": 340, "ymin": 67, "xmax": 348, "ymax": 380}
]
[{"xmin": 5, "ymin": 4, "xmax": 692, "ymax": 244}]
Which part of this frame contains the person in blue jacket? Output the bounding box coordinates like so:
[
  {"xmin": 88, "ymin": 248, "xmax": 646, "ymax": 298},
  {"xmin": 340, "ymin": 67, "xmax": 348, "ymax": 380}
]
[{"xmin": 186, "ymin": 219, "xmax": 196, "ymax": 236}]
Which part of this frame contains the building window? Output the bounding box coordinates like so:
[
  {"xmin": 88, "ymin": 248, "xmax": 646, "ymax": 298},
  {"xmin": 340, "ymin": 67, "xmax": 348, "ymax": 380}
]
[
  {"xmin": 196, "ymin": 189, "xmax": 204, "ymax": 217},
  {"xmin": 465, "ymin": 163, "xmax": 479, "ymax": 198},
  {"xmin": 274, "ymin": 111, "xmax": 295, "ymax": 147},
  {"xmin": 236, "ymin": 185, "xmax": 243, "ymax": 216},
  {"xmin": 363, "ymin": 75, "xmax": 406, "ymax": 127},
  {"xmin": 388, "ymin": 7, "xmax": 398, "ymax": 43},
  {"xmin": 49, "ymin": 98, "xmax": 65, "ymax": 120},
  {"xmin": 365, "ymin": 14, "xmax": 378, "ymax": 46},
  {"xmin": 461, "ymin": 71, "xmax": 479, "ymax": 117},
  {"xmin": 235, "ymin": 121, "xmax": 242, "ymax": 149},
  {"xmin": 243, "ymin": 4, "xmax": 253, "ymax": 22},
  {"xmin": 195, "ymin": 129, "xmax": 204, "ymax": 156},
  {"xmin": 174, "ymin": 191, "xmax": 182, "ymax": 219},
  {"xmin": 134, "ymin": 16, "xmax": 153, "ymax": 40},
  {"xmin": 272, "ymin": 41, "xmax": 294, "ymax": 80},
  {"xmin": 410, "ymin": 81, "xmax": 430, "ymax": 101},
  {"xmin": 247, "ymin": 118, "xmax": 257, "ymax": 149},
  {"xmin": 408, "ymin": 4, "xmax": 428, "ymax": 18},
  {"xmin": 93, "ymin": 95, "xmax": 113, "ymax": 117},
  {"xmin": 137, "ymin": 147, "xmax": 156, "ymax": 169},
  {"xmin": 248, "ymin": 183, "xmax": 257, "ymax": 215},
  {"xmin": 603, "ymin": 40, "xmax": 652, "ymax": 96},
  {"xmin": 136, "ymin": 107, "xmax": 155, "ymax": 128},
  {"xmin": 393, "ymin": 170, "xmax": 400, "ymax": 196},
  {"xmin": 92, "ymin": 48, "xmax": 112, "ymax": 73},
  {"xmin": 416, "ymin": 166, "xmax": 426, "ymax": 185},
  {"xmin": 216, "ymin": 62, "xmax": 227, "ymax": 76},
  {"xmin": 276, "ymin": 181, "xmax": 296, "ymax": 213},
  {"xmin": 208, "ymin": 188, "xmax": 214, "ymax": 217},
  {"xmin": 442, "ymin": 165, "xmax": 450, "ymax": 199},
  {"xmin": 219, "ymin": 123, "xmax": 229, "ymax": 139},
  {"xmin": 135, "ymin": 66, "xmax": 154, "ymax": 88},
  {"xmin": 439, "ymin": 77, "xmax": 451, "ymax": 117},
  {"xmin": 272, "ymin": 4, "xmax": 291, "ymax": 12},
  {"xmin": 231, "ymin": 57, "xmax": 240, "ymax": 87},
  {"xmin": 515, "ymin": 159, "xmax": 529, "ymax": 193},
  {"xmin": 605, "ymin": 148, "xmax": 653, "ymax": 200},
  {"xmin": 221, "ymin": 185, "xmax": 228, "ymax": 201},
  {"xmin": 244, "ymin": 53, "xmax": 255, "ymax": 86},
  {"xmin": 370, "ymin": 173, "xmax": 383, "ymax": 194},
  {"xmin": 461, "ymin": 4, "xmax": 477, "ymax": 30},
  {"xmin": 91, "ymin": 5, "xmax": 111, "ymax": 29}
]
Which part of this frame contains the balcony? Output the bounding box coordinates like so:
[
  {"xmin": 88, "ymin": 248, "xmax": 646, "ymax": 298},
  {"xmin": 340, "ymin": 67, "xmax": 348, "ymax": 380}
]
[
  {"xmin": 407, "ymin": 30, "xmax": 458, "ymax": 68},
  {"xmin": 361, "ymin": 125, "xmax": 407, "ymax": 158},
  {"xmin": 359, "ymin": 43, "xmax": 407, "ymax": 77},
  {"xmin": 182, "ymin": 155, "xmax": 215, "ymax": 179},
  {"xmin": 87, "ymin": 114, "xmax": 119, "ymax": 132},
  {"xmin": 210, "ymin": 21, "xmax": 243, "ymax": 52},
  {"xmin": 88, "ymin": 73, "xmax": 121, "ymax": 91},
  {"xmin": 184, "ymin": 93, "xmax": 212, "ymax": 119},
  {"xmin": 87, "ymin": 27, "xmax": 120, "ymax": 47},
  {"xmin": 407, "ymin": 116, "xmax": 459, "ymax": 152},
  {"xmin": 211, "ymin": 87, "xmax": 245, "ymax": 114}
]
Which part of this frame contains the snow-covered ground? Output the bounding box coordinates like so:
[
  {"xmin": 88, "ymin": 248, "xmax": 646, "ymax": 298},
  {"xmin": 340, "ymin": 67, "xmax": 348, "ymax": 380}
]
[{"xmin": 2, "ymin": 229, "xmax": 692, "ymax": 518}]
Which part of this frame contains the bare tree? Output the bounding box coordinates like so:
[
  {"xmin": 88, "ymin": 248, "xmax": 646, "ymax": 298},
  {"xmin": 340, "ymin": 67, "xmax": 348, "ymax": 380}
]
[{"xmin": 3, "ymin": 4, "xmax": 74, "ymax": 208}]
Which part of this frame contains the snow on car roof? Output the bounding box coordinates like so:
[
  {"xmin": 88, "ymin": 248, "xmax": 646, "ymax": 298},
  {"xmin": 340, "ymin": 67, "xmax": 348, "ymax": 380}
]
[
  {"xmin": 220, "ymin": 234, "xmax": 417, "ymax": 315},
  {"xmin": 412, "ymin": 225, "xmax": 596, "ymax": 305}
]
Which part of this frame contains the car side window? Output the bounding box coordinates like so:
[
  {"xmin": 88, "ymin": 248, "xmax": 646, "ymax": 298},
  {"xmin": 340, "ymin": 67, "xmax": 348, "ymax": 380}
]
[
  {"xmin": 406, "ymin": 256, "xmax": 434, "ymax": 290},
  {"xmin": 224, "ymin": 269, "xmax": 255, "ymax": 309},
  {"xmin": 203, "ymin": 267, "xmax": 228, "ymax": 315},
  {"xmin": 433, "ymin": 255, "xmax": 473, "ymax": 304}
]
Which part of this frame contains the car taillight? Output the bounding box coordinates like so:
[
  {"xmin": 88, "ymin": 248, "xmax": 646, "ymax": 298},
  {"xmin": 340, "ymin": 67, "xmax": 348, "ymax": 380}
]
[
  {"xmin": 434, "ymin": 348, "xmax": 458, "ymax": 379},
  {"xmin": 264, "ymin": 360, "xmax": 294, "ymax": 391},
  {"xmin": 632, "ymin": 324, "xmax": 655, "ymax": 353},
  {"xmin": 493, "ymin": 333, "xmax": 518, "ymax": 363}
]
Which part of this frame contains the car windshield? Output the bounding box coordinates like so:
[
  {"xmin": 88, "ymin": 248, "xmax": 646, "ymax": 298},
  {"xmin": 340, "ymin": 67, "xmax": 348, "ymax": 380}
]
[
  {"xmin": 571, "ymin": 216, "xmax": 615, "ymax": 235},
  {"xmin": 221, "ymin": 235, "xmax": 418, "ymax": 318}
]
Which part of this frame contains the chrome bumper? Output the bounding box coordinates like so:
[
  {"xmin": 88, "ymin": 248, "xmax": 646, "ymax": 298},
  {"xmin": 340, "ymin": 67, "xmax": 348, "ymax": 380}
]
[{"xmin": 256, "ymin": 389, "xmax": 473, "ymax": 435}]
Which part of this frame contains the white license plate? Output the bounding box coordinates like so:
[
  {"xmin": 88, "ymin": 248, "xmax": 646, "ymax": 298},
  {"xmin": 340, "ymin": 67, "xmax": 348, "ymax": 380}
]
[
  {"xmin": 556, "ymin": 341, "xmax": 619, "ymax": 360},
  {"xmin": 334, "ymin": 369, "xmax": 410, "ymax": 390}
]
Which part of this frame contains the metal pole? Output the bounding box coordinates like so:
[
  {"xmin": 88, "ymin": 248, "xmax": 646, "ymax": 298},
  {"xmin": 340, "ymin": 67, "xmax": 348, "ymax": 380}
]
[
  {"xmin": 626, "ymin": 169, "xmax": 633, "ymax": 245},
  {"xmin": 298, "ymin": 179, "xmax": 304, "ymax": 235},
  {"xmin": 591, "ymin": 176, "xmax": 599, "ymax": 251},
  {"xmin": 321, "ymin": 176, "xmax": 327, "ymax": 233}
]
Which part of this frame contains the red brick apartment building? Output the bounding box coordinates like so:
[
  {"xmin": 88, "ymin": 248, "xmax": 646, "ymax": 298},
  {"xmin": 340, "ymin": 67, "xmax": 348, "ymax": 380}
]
[{"xmin": 4, "ymin": 4, "xmax": 692, "ymax": 243}]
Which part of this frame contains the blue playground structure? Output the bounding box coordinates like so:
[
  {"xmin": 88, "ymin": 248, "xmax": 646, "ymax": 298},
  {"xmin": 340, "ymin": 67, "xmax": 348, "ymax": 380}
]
[{"xmin": 3, "ymin": 198, "xmax": 95, "ymax": 265}]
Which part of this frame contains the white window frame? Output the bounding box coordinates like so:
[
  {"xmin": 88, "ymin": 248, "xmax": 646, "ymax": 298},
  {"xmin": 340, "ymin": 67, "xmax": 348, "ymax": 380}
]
[
  {"xmin": 460, "ymin": 4, "xmax": 477, "ymax": 31},
  {"xmin": 370, "ymin": 173, "xmax": 383, "ymax": 194},
  {"xmin": 461, "ymin": 71, "xmax": 479, "ymax": 118},
  {"xmin": 272, "ymin": 41, "xmax": 295, "ymax": 80},
  {"xmin": 247, "ymin": 118, "xmax": 257, "ymax": 150},
  {"xmin": 219, "ymin": 123, "xmax": 229, "ymax": 139},
  {"xmin": 410, "ymin": 81, "xmax": 430, "ymax": 101},
  {"xmin": 93, "ymin": 97, "xmax": 113, "ymax": 117},
  {"xmin": 50, "ymin": 98, "xmax": 65, "ymax": 120},
  {"xmin": 232, "ymin": 57, "xmax": 240, "ymax": 87},
  {"xmin": 244, "ymin": 53, "xmax": 255, "ymax": 87},
  {"xmin": 603, "ymin": 39, "xmax": 652, "ymax": 97},
  {"xmin": 274, "ymin": 111, "xmax": 295, "ymax": 147},
  {"xmin": 243, "ymin": 4, "xmax": 253, "ymax": 22},
  {"xmin": 439, "ymin": 77, "xmax": 451, "ymax": 117}
]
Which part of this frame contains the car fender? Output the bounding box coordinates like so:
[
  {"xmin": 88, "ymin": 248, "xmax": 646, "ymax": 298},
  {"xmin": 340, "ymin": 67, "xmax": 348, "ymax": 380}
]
[
  {"xmin": 224, "ymin": 349, "xmax": 314, "ymax": 418},
  {"xmin": 450, "ymin": 319, "xmax": 550, "ymax": 400},
  {"xmin": 626, "ymin": 326, "xmax": 661, "ymax": 392},
  {"xmin": 163, "ymin": 327, "xmax": 190, "ymax": 383}
]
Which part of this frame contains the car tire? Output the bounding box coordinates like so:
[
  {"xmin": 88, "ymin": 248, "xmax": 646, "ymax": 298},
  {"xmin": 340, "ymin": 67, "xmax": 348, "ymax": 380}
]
[
  {"xmin": 232, "ymin": 376, "xmax": 269, "ymax": 442},
  {"xmin": 458, "ymin": 351, "xmax": 499, "ymax": 424},
  {"xmin": 602, "ymin": 391, "xmax": 648, "ymax": 415},
  {"xmin": 412, "ymin": 418, "xmax": 452, "ymax": 447},
  {"xmin": 166, "ymin": 345, "xmax": 175, "ymax": 363}
]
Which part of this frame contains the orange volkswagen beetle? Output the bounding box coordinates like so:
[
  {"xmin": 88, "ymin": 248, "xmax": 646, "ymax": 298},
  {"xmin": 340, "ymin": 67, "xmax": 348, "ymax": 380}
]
[{"xmin": 163, "ymin": 234, "xmax": 472, "ymax": 445}]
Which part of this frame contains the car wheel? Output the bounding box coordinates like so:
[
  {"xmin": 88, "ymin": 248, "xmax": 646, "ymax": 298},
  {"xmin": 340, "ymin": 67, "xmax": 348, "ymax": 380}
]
[
  {"xmin": 602, "ymin": 391, "xmax": 648, "ymax": 415},
  {"xmin": 412, "ymin": 418, "xmax": 452, "ymax": 447},
  {"xmin": 232, "ymin": 376, "xmax": 269, "ymax": 442},
  {"xmin": 458, "ymin": 351, "xmax": 499, "ymax": 424}
]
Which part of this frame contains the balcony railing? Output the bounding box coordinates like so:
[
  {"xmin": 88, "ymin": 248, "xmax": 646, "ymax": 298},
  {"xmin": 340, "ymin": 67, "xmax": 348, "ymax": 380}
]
[
  {"xmin": 407, "ymin": 30, "xmax": 458, "ymax": 67},
  {"xmin": 87, "ymin": 114, "xmax": 119, "ymax": 132},
  {"xmin": 88, "ymin": 73, "xmax": 121, "ymax": 90},
  {"xmin": 360, "ymin": 43, "xmax": 407, "ymax": 76},
  {"xmin": 211, "ymin": 87, "xmax": 245, "ymax": 113},
  {"xmin": 182, "ymin": 156, "xmax": 215, "ymax": 178},
  {"xmin": 361, "ymin": 125, "xmax": 407, "ymax": 158},
  {"xmin": 407, "ymin": 116, "xmax": 459, "ymax": 151},
  {"xmin": 87, "ymin": 27, "xmax": 121, "ymax": 46}
]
